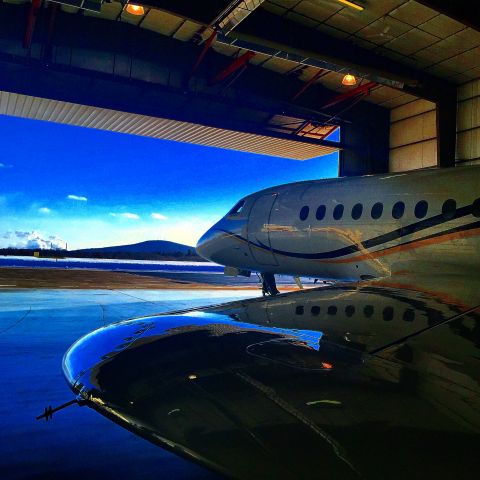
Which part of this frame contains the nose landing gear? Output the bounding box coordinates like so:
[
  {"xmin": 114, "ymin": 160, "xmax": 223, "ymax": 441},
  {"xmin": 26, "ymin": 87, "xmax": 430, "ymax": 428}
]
[{"xmin": 260, "ymin": 272, "xmax": 279, "ymax": 296}]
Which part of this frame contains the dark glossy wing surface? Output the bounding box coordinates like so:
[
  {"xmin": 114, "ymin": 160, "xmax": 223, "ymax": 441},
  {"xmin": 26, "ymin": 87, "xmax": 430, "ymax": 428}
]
[{"xmin": 63, "ymin": 275, "xmax": 480, "ymax": 479}]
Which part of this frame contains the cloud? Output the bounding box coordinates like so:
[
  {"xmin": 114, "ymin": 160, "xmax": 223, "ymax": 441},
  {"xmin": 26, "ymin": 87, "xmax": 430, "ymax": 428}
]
[
  {"xmin": 38, "ymin": 207, "xmax": 51, "ymax": 215},
  {"xmin": 110, "ymin": 212, "xmax": 140, "ymax": 220},
  {"xmin": 151, "ymin": 212, "xmax": 167, "ymax": 221},
  {"xmin": 6, "ymin": 230, "xmax": 66, "ymax": 250},
  {"xmin": 0, "ymin": 162, "xmax": 12, "ymax": 168},
  {"xmin": 67, "ymin": 194, "xmax": 88, "ymax": 202}
]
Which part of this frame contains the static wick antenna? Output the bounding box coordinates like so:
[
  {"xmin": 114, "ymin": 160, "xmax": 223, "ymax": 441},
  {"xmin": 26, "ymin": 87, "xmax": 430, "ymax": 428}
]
[{"xmin": 36, "ymin": 397, "xmax": 86, "ymax": 422}]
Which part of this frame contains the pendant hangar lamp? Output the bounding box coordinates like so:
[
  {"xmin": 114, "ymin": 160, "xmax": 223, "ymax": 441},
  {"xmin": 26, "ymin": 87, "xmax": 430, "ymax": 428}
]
[
  {"xmin": 342, "ymin": 74, "xmax": 357, "ymax": 86},
  {"xmin": 125, "ymin": 2, "xmax": 145, "ymax": 15}
]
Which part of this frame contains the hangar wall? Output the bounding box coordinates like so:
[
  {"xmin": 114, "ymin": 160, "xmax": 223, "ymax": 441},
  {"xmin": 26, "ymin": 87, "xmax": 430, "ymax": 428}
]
[
  {"xmin": 457, "ymin": 79, "xmax": 480, "ymax": 166},
  {"xmin": 388, "ymin": 99, "xmax": 437, "ymax": 172},
  {"xmin": 389, "ymin": 79, "xmax": 480, "ymax": 172}
]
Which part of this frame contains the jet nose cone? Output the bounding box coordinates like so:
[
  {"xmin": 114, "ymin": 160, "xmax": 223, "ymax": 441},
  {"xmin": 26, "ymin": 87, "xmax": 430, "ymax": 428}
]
[
  {"xmin": 62, "ymin": 319, "xmax": 154, "ymax": 397},
  {"xmin": 196, "ymin": 227, "xmax": 220, "ymax": 262}
]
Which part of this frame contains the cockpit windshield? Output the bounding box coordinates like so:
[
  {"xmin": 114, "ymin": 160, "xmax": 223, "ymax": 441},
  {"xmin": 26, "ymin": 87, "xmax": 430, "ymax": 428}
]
[{"xmin": 228, "ymin": 199, "xmax": 245, "ymax": 215}]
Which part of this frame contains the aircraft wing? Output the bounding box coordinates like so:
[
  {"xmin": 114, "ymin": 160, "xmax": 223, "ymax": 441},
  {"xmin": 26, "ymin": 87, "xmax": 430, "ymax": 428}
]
[{"xmin": 63, "ymin": 275, "xmax": 480, "ymax": 479}]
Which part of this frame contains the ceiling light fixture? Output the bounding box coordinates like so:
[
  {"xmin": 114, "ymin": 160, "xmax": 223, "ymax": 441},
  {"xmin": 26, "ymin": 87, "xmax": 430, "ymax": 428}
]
[
  {"xmin": 337, "ymin": 0, "xmax": 364, "ymax": 11},
  {"xmin": 342, "ymin": 73, "xmax": 357, "ymax": 86},
  {"xmin": 125, "ymin": 3, "xmax": 145, "ymax": 15}
]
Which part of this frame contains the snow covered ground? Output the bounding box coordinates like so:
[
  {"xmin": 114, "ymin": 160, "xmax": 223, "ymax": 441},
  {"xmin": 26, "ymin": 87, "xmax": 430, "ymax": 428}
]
[{"xmin": 0, "ymin": 255, "xmax": 223, "ymax": 273}]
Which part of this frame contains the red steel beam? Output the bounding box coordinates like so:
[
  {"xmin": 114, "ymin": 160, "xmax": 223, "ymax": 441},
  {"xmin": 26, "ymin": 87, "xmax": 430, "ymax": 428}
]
[
  {"xmin": 211, "ymin": 50, "xmax": 256, "ymax": 85},
  {"xmin": 23, "ymin": 0, "xmax": 42, "ymax": 49},
  {"xmin": 321, "ymin": 81, "xmax": 377, "ymax": 110},
  {"xmin": 43, "ymin": 2, "xmax": 59, "ymax": 63},
  {"xmin": 291, "ymin": 69, "xmax": 325, "ymax": 101},
  {"xmin": 221, "ymin": 64, "xmax": 248, "ymax": 93},
  {"xmin": 188, "ymin": 29, "xmax": 217, "ymax": 81}
]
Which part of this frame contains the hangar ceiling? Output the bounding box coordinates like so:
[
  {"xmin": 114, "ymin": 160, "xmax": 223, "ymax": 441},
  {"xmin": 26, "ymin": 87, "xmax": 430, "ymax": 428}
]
[{"xmin": 0, "ymin": 0, "xmax": 478, "ymax": 172}]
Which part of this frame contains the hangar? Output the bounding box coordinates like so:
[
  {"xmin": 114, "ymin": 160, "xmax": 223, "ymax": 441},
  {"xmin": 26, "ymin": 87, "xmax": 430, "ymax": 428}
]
[{"xmin": 0, "ymin": 0, "xmax": 478, "ymax": 174}]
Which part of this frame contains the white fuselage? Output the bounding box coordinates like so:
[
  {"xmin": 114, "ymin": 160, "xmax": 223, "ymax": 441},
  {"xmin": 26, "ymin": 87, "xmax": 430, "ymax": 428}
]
[{"xmin": 196, "ymin": 166, "xmax": 480, "ymax": 280}]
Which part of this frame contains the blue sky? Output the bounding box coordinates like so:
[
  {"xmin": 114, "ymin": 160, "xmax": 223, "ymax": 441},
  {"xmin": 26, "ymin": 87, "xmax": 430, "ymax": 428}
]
[{"xmin": 0, "ymin": 115, "xmax": 338, "ymax": 249}]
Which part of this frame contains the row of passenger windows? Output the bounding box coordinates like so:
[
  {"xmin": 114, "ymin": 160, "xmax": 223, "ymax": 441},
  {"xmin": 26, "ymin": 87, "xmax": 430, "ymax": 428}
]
[
  {"xmin": 298, "ymin": 198, "xmax": 480, "ymax": 222},
  {"xmin": 295, "ymin": 304, "xmax": 416, "ymax": 322}
]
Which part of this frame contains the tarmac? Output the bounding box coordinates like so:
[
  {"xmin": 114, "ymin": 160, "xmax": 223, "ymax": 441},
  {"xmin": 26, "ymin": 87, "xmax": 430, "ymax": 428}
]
[
  {"xmin": 0, "ymin": 288, "xmax": 259, "ymax": 479},
  {"xmin": 0, "ymin": 267, "xmax": 308, "ymax": 290}
]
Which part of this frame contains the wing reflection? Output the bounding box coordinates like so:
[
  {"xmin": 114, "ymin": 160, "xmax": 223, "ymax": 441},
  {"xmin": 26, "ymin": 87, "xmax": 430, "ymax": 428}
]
[{"xmin": 63, "ymin": 276, "xmax": 480, "ymax": 479}]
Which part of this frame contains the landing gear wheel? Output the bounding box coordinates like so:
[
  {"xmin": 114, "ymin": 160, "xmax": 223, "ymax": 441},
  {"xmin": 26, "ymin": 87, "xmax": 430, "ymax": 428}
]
[{"xmin": 260, "ymin": 272, "xmax": 279, "ymax": 296}]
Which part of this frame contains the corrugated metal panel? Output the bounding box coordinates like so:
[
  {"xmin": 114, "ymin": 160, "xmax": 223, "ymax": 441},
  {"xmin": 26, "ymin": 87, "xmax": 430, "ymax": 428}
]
[
  {"xmin": 141, "ymin": 10, "xmax": 184, "ymax": 35},
  {"xmin": 84, "ymin": 2, "xmax": 122, "ymax": 20},
  {"xmin": 458, "ymin": 96, "xmax": 480, "ymax": 132},
  {"xmin": 457, "ymin": 129, "xmax": 480, "ymax": 163},
  {"xmin": 458, "ymin": 79, "xmax": 480, "ymax": 102},
  {"xmin": 389, "ymin": 139, "xmax": 437, "ymax": 172},
  {"xmin": 390, "ymin": 109, "xmax": 436, "ymax": 148},
  {"xmin": 0, "ymin": 91, "xmax": 338, "ymax": 160},
  {"xmin": 456, "ymin": 79, "xmax": 480, "ymax": 164},
  {"xmin": 389, "ymin": 99, "xmax": 437, "ymax": 172},
  {"xmin": 390, "ymin": 98, "xmax": 436, "ymax": 122},
  {"xmin": 173, "ymin": 20, "xmax": 201, "ymax": 41}
]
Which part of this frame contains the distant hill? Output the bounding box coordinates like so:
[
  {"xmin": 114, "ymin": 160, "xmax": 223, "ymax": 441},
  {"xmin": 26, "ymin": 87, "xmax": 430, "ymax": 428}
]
[
  {"xmin": 0, "ymin": 240, "xmax": 205, "ymax": 261},
  {"xmin": 73, "ymin": 240, "xmax": 194, "ymax": 255},
  {"xmin": 70, "ymin": 240, "xmax": 203, "ymax": 261}
]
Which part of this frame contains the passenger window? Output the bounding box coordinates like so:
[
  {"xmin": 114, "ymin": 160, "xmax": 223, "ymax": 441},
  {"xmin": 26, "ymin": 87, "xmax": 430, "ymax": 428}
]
[
  {"xmin": 316, "ymin": 205, "xmax": 326, "ymax": 221},
  {"xmin": 473, "ymin": 198, "xmax": 480, "ymax": 218},
  {"xmin": 327, "ymin": 305, "xmax": 337, "ymax": 315},
  {"xmin": 333, "ymin": 204, "xmax": 344, "ymax": 220},
  {"xmin": 383, "ymin": 306, "xmax": 394, "ymax": 321},
  {"xmin": 403, "ymin": 309, "xmax": 415, "ymax": 322},
  {"xmin": 351, "ymin": 203, "xmax": 363, "ymax": 220},
  {"xmin": 299, "ymin": 206, "xmax": 309, "ymax": 221},
  {"xmin": 392, "ymin": 201, "xmax": 405, "ymax": 220},
  {"xmin": 442, "ymin": 199, "xmax": 456, "ymax": 220},
  {"xmin": 345, "ymin": 305, "xmax": 355, "ymax": 317},
  {"xmin": 415, "ymin": 200, "xmax": 428, "ymax": 219},
  {"xmin": 311, "ymin": 306, "xmax": 320, "ymax": 316},
  {"xmin": 364, "ymin": 305, "xmax": 374, "ymax": 318},
  {"xmin": 371, "ymin": 202, "xmax": 383, "ymax": 219},
  {"xmin": 228, "ymin": 200, "xmax": 245, "ymax": 215},
  {"xmin": 295, "ymin": 306, "xmax": 304, "ymax": 315}
]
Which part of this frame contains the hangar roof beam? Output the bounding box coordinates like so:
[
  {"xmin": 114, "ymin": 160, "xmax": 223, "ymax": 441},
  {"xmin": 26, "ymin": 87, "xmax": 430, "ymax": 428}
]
[
  {"xmin": 140, "ymin": 1, "xmax": 456, "ymax": 103},
  {"xmin": 230, "ymin": 9, "xmax": 455, "ymax": 104}
]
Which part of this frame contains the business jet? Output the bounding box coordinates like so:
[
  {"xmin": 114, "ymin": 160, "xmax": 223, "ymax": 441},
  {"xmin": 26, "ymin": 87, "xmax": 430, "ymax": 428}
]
[
  {"xmin": 57, "ymin": 165, "xmax": 480, "ymax": 479},
  {"xmin": 196, "ymin": 165, "xmax": 480, "ymax": 294}
]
